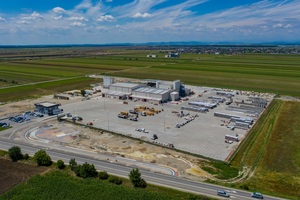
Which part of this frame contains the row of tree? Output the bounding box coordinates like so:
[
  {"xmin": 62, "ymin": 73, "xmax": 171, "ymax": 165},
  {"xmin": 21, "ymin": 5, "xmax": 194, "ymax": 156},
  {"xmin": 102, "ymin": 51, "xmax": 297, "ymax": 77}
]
[{"xmin": 7, "ymin": 146, "xmax": 147, "ymax": 188}]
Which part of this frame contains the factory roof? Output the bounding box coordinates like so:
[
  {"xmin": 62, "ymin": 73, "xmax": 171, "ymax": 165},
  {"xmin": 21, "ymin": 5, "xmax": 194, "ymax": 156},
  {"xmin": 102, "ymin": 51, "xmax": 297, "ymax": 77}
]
[
  {"xmin": 110, "ymin": 82, "xmax": 142, "ymax": 89},
  {"xmin": 35, "ymin": 102, "xmax": 60, "ymax": 108},
  {"xmin": 133, "ymin": 87, "xmax": 170, "ymax": 95}
]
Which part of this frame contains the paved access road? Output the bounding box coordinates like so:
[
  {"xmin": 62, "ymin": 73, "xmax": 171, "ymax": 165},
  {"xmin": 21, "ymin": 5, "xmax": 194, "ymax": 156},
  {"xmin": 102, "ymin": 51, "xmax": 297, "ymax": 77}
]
[{"xmin": 0, "ymin": 139, "xmax": 287, "ymax": 200}]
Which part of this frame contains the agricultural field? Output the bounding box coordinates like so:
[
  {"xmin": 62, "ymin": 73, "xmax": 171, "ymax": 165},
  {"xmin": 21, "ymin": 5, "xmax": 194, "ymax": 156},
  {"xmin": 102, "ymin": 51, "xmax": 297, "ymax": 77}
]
[
  {"xmin": 0, "ymin": 77, "xmax": 99, "ymax": 102},
  {"xmin": 1, "ymin": 49, "xmax": 299, "ymax": 103},
  {"xmin": 0, "ymin": 157, "xmax": 46, "ymax": 195},
  {"xmin": 0, "ymin": 170, "xmax": 212, "ymax": 200},
  {"xmin": 230, "ymin": 100, "xmax": 300, "ymax": 200}
]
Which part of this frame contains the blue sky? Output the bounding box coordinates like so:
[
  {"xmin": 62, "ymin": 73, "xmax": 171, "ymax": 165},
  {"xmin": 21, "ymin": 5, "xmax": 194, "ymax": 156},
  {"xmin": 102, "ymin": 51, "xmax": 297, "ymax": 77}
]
[{"xmin": 0, "ymin": 0, "xmax": 299, "ymax": 45}]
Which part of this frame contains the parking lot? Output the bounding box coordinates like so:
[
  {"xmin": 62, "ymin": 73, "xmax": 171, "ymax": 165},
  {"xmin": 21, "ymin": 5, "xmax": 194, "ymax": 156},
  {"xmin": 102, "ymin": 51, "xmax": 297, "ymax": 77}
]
[
  {"xmin": 60, "ymin": 85, "xmax": 272, "ymax": 161},
  {"xmin": 0, "ymin": 111, "xmax": 45, "ymax": 135}
]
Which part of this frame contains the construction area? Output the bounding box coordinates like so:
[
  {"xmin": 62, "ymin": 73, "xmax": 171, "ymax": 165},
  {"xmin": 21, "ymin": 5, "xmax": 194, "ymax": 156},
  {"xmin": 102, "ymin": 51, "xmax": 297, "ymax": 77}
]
[{"xmin": 59, "ymin": 79, "xmax": 274, "ymax": 161}]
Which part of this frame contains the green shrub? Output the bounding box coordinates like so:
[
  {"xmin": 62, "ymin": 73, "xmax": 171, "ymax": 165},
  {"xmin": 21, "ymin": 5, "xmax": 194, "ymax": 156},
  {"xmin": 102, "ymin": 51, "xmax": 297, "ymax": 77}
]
[
  {"xmin": 23, "ymin": 153, "xmax": 30, "ymax": 160},
  {"xmin": 8, "ymin": 146, "xmax": 23, "ymax": 162},
  {"xmin": 99, "ymin": 171, "xmax": 109, "ymax": 180},
  {"xmin": 108, "ymin": 176, "xmax": 122, "ymax": 185},
  {"xmin": 57, "ymin": 160, "xmax": 65, "ymax": 169},
  {"xmin": 75, "ymin": 162, "xmax": 98, "ymax": 178},
  {"xmin": 33, "ymin": 150, "xmax": 52, "ymax": 166}
]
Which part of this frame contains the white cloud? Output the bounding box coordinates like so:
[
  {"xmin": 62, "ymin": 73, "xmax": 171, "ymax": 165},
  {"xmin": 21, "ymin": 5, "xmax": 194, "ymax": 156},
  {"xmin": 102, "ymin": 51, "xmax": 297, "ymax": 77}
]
[
  {"xmin": 96, "ymin": 15, "xmax": 114, "ymax": 22},
  {"xmin": 133, "ymin": 12, "xmax": 151, "ymax": 18},
  {"xmin": 21, "ymin": 11, "xmax": 44, "ymax": 20},
  {"xmin": 53, "ymin": 15, "xmax": 63, "ymax": 20},
  {"xmin": 71, "ymin": 22, "xmax": 86, "ymax": 27},
  {"xmin": 75, "ymin": 0, "xmax": 93, "ymax": 10},
  {"xmin": 17, "ymin": 20, "xmax": 30, "ymax": 25},
  {"xmin": 273, "ymin": 23, "xmax": 283, "ymax": 28},
  {"xmin": 68, "ymin": 16, "xmax": 88, "ymax": 21},
  {"xmin": 0, "ymin": 17, "xmax": 6, "ymax": 22},
  {"xmin": 285, "ymin": 24, "xmax": 292, "ymax": 28},
  {"xmin": 96, "ymin": 26, "xmax": 108, "ymax": 30},
  {"xmin": 53, "ymin": 7, "xmax": 66, "ymax": 14}
]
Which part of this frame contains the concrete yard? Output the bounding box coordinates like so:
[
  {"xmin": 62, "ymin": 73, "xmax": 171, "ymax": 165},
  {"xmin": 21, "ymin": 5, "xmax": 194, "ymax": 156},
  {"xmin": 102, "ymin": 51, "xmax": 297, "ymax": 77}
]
[{"xmin": 61, "ymin": 85, "xmax": 273, "ymax": 161}]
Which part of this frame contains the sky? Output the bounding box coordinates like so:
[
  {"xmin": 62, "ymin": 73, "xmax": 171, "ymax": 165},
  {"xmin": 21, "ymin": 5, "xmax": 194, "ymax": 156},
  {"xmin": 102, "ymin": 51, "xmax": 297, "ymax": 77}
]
[{"xmin": 0, "ymin": 0, "xmax": 299, "ymax": 45}]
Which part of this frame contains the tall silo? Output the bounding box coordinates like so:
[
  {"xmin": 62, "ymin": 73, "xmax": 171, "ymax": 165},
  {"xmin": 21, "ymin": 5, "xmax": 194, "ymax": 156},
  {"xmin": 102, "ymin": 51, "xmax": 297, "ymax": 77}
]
[
  {"xmin": 173, "ymin": 80, "xmax": 181, "ymax": 92},
  {"xmin": 103, "ymin": 76, "xmax": 114, "ymax": 88}
]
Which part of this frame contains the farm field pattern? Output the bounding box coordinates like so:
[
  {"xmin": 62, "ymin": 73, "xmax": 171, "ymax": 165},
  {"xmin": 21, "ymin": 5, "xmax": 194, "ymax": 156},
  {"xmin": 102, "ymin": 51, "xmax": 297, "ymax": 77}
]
[{"xmin": 0, "ymin": 51, "xmax": 300, "ymax": 102}]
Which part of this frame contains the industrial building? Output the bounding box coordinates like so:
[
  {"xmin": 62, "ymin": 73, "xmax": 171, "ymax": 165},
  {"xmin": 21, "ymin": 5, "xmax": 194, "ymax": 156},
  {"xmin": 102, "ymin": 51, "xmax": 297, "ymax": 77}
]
[
  {"xmin": 131, "ymin": 87, "xmax": 171, "ymax": 103},
  {"xmin": 165, "ymin": 53, "xmax": 180, "ymax": 58},
  {"xmin": 147, "ymin": 54, "xmax": 158, "ymax": 58},
  {"xmin": 102, "ymin": 82, "xmax": 143, "ymax": 99},
  {"xmin": 102, "ymin": 77, "xmax": 190, "ymax": 103},
  {"xmin": 34, "ymin": 102, "xmax": 62, "ymax": 115}
]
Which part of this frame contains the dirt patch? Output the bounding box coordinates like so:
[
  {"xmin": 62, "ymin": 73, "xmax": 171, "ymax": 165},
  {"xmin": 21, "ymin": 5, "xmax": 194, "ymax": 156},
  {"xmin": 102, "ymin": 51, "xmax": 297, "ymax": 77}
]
[
  {"xmin": 0, "ymin": 158, "xmax": 47, "ymax": 194},
  {"xmin": 48, "ymin": 121, "xmax": 212, "ymax": 180}
]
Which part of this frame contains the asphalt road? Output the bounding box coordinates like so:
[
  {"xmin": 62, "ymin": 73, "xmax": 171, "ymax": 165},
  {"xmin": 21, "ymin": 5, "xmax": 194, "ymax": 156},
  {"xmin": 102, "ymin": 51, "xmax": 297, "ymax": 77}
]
[{"xmin": 0, "ymin": 138, "xmax": 287, "ymax": 200}]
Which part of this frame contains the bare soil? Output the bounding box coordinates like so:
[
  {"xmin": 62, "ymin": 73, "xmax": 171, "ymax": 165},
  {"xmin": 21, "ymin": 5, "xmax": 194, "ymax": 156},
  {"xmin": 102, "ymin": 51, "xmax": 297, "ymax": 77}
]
[
  {"xmin": 0, "ymin": 158, "xmax": 46, "ymax": 194},
  {"xmin": 65, "ymin": 121, "xmax": 213, "ymax": 180}
]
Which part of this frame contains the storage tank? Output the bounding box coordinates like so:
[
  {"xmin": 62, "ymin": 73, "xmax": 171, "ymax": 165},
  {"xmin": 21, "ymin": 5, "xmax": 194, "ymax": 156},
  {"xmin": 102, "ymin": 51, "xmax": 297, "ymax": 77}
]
[
  {"xmin": 170, "ymin": 92, "xmax": 179, "ymax": 101},
  {"xmin": 173, "ymin": 80, "xmax": 181, "ymax": 92},
  {"xmin": 103, "ymin": 76, "xmax": 114, "ymax": 88},
  {"xmin": 156, "ymin": 81, "xmax": 160, "ymax": 88}
]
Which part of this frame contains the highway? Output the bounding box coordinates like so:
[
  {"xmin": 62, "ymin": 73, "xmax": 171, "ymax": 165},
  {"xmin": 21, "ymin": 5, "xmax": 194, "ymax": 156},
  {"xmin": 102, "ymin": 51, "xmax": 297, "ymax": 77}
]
[{"xmin": 0, "ymin": 138, "xmax": 287, "ymax": 200}]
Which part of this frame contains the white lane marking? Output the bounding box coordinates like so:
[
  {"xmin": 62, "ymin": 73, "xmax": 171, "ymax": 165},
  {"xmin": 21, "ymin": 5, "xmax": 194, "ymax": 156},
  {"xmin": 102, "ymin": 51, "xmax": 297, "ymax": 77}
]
[{"xmin": 116, "ymin": 156, "xmax": 136, "ymax": 161}]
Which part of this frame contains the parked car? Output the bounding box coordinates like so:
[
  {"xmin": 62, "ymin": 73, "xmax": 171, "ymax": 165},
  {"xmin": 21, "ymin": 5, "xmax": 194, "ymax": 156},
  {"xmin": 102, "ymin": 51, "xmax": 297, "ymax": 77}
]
[
  {"xmin": 129, "ymin": 110, "xmax": 138, "ymax": 114},
  {"xmin": 217, "ymin": 190, "xmax": 230, "ymax": 197},
  {"xmin": 251, "ymin": 192, "xmax": 263, "ymax": 199},
  {"xmin": 0, "ymin": 122, "xmax": 10, "ymax": 128},
  {"xmin": 23, "ymin": 111, "xmax": 32, "ymax": 116},
  {"xmin": 151, "ymin": 134, "xmax": 158, "ymax": 140}
]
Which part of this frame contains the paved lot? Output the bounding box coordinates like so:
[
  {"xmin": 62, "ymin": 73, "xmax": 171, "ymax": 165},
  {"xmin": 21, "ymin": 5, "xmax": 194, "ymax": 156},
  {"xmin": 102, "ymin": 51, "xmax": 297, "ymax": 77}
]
[{"xmin": 61, "ymin": 85, "xmax": 272, "ymax": 161}]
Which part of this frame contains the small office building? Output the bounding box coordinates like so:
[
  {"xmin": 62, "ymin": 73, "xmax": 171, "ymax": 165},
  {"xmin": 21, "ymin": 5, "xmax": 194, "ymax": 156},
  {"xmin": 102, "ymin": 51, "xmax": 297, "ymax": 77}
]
[{"xmin": 34, "ymin": 102, "xmax": 62, "ymax": 115}]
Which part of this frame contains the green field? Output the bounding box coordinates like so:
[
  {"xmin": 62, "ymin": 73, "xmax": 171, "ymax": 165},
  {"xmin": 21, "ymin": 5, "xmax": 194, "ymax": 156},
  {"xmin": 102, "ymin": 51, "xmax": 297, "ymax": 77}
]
[
  {"xmin": 1, "ymin": 51, "xmax": 299, "ymax": 102},
  {"xmin": 0, "ymin": 77, "xmax": 99, "ymax": 102},
  {"xmin": 230, "ymin": 100, "xmax": 300, "ymax": 199},
  {"xmin": 0, "ymin": 170, "xmax": 213, "ymax": 200}
]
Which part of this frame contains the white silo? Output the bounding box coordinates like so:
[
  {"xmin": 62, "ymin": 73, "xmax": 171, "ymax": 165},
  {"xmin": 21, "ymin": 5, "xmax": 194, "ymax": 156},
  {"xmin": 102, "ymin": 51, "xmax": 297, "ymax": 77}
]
[
  {"xmin": 173, "ymin": 80, "xmax": 181, "ymax": 92},
  {"xmin": 103, "ymin": 76, "xmax": 114, "ymax": 88},
  {"xmin": 156, "ymin": 81, "xmax": 160, "ymax": 88}
]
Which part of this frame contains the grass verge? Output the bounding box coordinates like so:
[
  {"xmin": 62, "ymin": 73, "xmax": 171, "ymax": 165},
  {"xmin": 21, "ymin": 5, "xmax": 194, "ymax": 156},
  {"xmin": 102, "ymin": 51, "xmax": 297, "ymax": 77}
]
[{"xmin": 230, "ymin": 100, "xmax": 300, "ymax": 199}]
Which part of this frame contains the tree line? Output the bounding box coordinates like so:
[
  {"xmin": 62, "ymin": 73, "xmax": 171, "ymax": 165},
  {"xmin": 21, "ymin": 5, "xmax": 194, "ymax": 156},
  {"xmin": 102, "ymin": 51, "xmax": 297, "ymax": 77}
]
[{"xmin": 7, "ymin": 146, "xmax": 147, "ymax": 188}]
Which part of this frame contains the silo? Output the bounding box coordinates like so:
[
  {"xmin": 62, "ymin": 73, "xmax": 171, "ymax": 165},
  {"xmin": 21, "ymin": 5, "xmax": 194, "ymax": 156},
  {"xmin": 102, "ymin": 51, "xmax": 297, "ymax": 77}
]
[
  {"xmin": 173, "ymin": 80, "xmax": 181, "ymax": 92},
  {"xmin": 156, "ymin": 81, "xmax": 160, "ymax": 88},
  {"xmin": 103, "ymin": 76, "xmax": 114, "ymax": 88},
  {"xmin": 170, "ymin": 92, "xmax": 179, "ymax": 101}
]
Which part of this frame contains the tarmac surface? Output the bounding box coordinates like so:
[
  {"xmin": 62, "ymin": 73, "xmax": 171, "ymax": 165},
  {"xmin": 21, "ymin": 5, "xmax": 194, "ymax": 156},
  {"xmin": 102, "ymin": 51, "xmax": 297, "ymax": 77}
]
[{"xmin": 61, "ymin": 85, "xmax": 272, "ymax": 161}]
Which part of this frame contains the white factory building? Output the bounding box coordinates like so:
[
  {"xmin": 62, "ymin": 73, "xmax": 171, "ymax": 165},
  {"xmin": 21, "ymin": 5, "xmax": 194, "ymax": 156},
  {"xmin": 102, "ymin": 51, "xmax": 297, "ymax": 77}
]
[
  {"xmin": 131, "ymin": 87, "xmax": 171, "ymax": 103},
  {"xmin": 102, "ymin": 82, "xmax": 142, "ymax": 100},
  {"xmin": 102, "ymin": 77, "xmax": 188, "ymax": 103}
]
